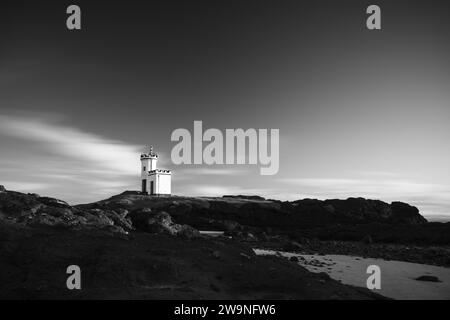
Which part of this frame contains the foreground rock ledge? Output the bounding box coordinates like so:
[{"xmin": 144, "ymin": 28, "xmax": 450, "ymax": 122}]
[{"xmin": 0, "ymin": 223, "xmax": 383, "ymax": 299}]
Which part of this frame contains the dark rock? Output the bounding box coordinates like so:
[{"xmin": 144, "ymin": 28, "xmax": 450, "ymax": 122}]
[
  {"xmin": 129, "ymin": 209, "xmax": 199, "ymax": 237},
  {"xmin": 245, "ymin": 232, "xmax": 258, "ymax": 242},
  {"xmin": 289, "ymin": 256, "xmax": 299, "ymax": 262},
  {"xmin": 218, "ymin": 219, "xmax": 243, "ymax": 232},
  {"xmin": 37, "ymin": 197, "xmax": 70, "ymax": 208},
  {"xmin": 415, "ymin": 275, "xmax": 441, "ymax": 282},
  {"xmin": 0, "ymin": 185, "xmax": 5, "ymax": 193},
  {"xmin": 40, "ymin": 206, "xmax": 73, "ymax": 218},
  {"xmin": 86, "ymin": 209, "xmax": 114, "ymax": 226},
  {"xmin": 390, "ymin": 202, "xmax": 427, "ymax": 224},
  {"xmin": 283, "ymin": 241, "xmax": 303, "ymax": 252},
  {"xmin": 118, "ymin": 190, "xmax": 142, "ymax": 196},
  {"xmin": 323, "ymin": 204, "xmax": 335, "ymax": 213},
  {"xmin": 177, "ymin": 224, "xmax": 200, "ymax": 239},
  {"xmin": 115, "ymin": 208, "xmax": 129, "ymax": 218},
  {"xmin": 27, "ymin": 213, "xmax": 61, "ymax": 227},
  {"xmin": 362, "ymin": 235, "xmax": 373, "ymax": 244},
  {"xmin": 0, "ymin": 222, "xmax": 384, "ymax": 299},
  {"xmin": 222, "ymin": 195, "xmax": 266, "ymax": 201},
  {"xmin": 129, "ymin": 210, "xmax": 177, "ymax": 234},
  {"xmin": 0, "ymin": 191, "xmax": 44, "ymax": 218},
  {"xmin": 240, "ymin": 253, "xmax": 251, "ymax": 260},
  {"xmin": 297, "ymin": 237, "xmax": 311, "ymax": 245},
  {"xmin": 258, "ymin": 232, "xmax": 270, "ymax": 242},
  {"xmin": 2, "ymin": 188, "xmax": 447, "ymax": 247},
  {"xmin": 76, "ymin": 192, "xmax": 433, "ymax": 244},
  {"xmin": 105, "ymin": 210, "xmax": 134, "ymax": 231}
]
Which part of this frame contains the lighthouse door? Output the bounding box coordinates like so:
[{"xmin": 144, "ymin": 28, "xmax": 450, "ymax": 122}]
[
  {"xmin": 142, "ymin": 179, "xmax": 147, "ymax": 194},
  {"xmin": 150, "ymin": 181, "xmax": 154, "ymax": 195}
]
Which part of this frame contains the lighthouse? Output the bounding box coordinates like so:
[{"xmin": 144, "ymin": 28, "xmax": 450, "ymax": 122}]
[{"xmin": 140, "ymin": 146, "xmax": 171, "ymax": 195}]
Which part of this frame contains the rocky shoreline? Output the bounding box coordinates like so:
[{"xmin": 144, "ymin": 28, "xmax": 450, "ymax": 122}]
[{"xmin": 1, "ymin": 187, "xmax": 449, "ymax": 299}]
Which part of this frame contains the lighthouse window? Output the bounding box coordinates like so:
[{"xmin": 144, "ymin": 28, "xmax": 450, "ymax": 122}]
[{"xmin": 143, "ymin": 166, "xmax": 146, "ymax": 171}]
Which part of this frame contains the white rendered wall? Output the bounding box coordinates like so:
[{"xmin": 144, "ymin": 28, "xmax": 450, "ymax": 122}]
[
  {"xmin": 149, "ymin": 158, "xmax": 157, "ymax": 170},
  {"xmin": 146, "ymin": 173, "xmax": 171, "ymax": 195},
  {"xmin": 140, "ymin": 157, "xmax": 158, "ymax": 178},
  {"xmin": 157, "ymin": 174, "xmax": 171, "ymax": 195}
]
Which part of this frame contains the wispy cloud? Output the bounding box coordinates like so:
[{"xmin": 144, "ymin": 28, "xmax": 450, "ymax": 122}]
[
  {"xmin": 0, "ymin": 115, "xmax": 143, "ymax": 203},
  {"xmin": 0, "ymin": 115, "xmax": 140, "ymax": 175}
]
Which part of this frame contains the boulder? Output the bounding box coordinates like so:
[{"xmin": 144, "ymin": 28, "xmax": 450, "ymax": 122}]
[
  {"xmin": 130, "ymin": 210, "xmax": 176, "ymax": 234},
  {"xmin": 0, "ymin": 185, "xmax": 6, "ymax": 193},
  {"xmin": 105, "ymin": 210, "xmax": 134, "ymax": 231},
  {"xmin": 27, "ymin": 213, "xmax": 61, "ymax": 227},
  {"xmin": 129, "ymin": 209, "xmax": 199, "ymax": 237},
  {"xmin": 37, "ymin": 197, "xmax": 70, "ymax": 208},
  {"xmin": 0, "ymin": 190, "xmax": 44, "ymax": 218},
  {"xmin": 390, "ymin": 202, "xmax": 427, "ymax": 224},
  {"xmin": 177, "ymin": 224, "xmax": 201, "ymax": 239},
  {"xmin": 86, "ymin": 209, "xmax": 114, "ymax": 227},
  {"xmin": 219, "ymin": 219, "xmax": 243, "ymax": 232}
]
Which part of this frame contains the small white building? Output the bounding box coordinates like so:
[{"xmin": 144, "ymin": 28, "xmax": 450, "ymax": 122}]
[{"xmin": 140, "ymin": 146, "xmax": 171, "ymax": 195}]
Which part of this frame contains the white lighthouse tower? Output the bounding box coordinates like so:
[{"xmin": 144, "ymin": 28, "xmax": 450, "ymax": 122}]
[{"xmin": 140, "ymin": 146, "xmax": 171, "ymax": 195}]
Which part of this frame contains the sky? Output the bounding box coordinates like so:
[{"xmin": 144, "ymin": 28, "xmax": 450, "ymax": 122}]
[{"xmin": 1, "ymin": 0, "xmax": 450, "ymax": 219}]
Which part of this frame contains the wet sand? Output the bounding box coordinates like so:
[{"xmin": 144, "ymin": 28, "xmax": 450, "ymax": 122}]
[{"xmin": 254, "ymin": 249, "xmax": 450, "ymax": 300}]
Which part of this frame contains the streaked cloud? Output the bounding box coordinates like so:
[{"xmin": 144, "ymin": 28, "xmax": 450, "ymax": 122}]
[
  {"xmin": 0, "ymin": 115, "xmax": 140, "ymax": 175},
  {"xmin": 0, "ymin": 114, "xmax": 142, "ymax": 203}
]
